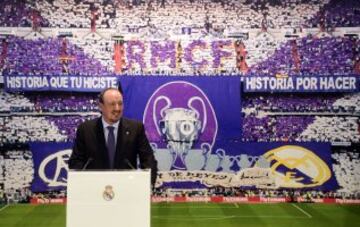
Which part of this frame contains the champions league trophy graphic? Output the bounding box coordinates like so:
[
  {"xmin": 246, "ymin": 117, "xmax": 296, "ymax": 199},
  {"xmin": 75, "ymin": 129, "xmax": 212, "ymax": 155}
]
[
  {"xmin": 144, "ymin": 81, "xmax": 220, "ymax": 171},
  {"xmin": 159, "ymin": 107, "xmax": 202, "ymax": 169},
  {"xmin": 153, "ymin": 94, "xmax": 209, "ymax": 170}
]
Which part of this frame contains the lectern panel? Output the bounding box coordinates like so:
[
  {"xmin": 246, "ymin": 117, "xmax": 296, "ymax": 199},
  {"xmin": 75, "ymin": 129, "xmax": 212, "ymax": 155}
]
[{"xmin": 67, "ymin": 170, "xmax": 151, "ymax": 227}]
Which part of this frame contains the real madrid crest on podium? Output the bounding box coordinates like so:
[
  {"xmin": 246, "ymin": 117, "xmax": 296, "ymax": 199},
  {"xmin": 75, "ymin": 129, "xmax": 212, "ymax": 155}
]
[{"xmin": 103, "ymin": 185, "xmax": 115, "ymax": 201}]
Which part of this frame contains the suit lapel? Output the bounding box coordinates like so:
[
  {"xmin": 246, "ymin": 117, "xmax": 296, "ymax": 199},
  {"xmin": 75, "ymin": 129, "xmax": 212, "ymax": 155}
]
[
  {"xmin": 115, "ymin": 118, "xmax": 131, "ymax": 165},
  {"xmin": 96, "ymin": 118, "xmax": 109, "ymax": 167},
  {"xmin": 116, "ymin": 119, "xmax": 123, "ymax": 154}
]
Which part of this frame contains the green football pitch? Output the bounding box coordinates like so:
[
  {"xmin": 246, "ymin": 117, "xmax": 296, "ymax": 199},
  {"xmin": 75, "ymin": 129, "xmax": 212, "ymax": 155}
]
[{"xmin": 0, "ymin": 203, "xmax": 359, "ymax": 227}]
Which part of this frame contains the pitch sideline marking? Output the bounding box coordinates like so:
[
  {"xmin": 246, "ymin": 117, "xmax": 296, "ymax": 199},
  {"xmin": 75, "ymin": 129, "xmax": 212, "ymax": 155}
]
[
  {"xmin": 152, "ymin": 205, "xmax": 256, "ymax": 209},
  {"xmin": 0, "ymin": 204, "xmax": 10, "ymax": 212},
  {"xmin": 291, "ymin": 203, "xmax": 312, "ymax": 218},
  {"xmin": 153, "ymin": 215, "xmax": 309, "ymax": 221}
]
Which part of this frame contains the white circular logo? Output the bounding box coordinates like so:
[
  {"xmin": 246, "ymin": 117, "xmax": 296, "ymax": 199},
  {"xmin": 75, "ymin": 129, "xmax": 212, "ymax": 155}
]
[{"xmin": 102, "ymin": 185, "xmax": 115, "ymax": 201}]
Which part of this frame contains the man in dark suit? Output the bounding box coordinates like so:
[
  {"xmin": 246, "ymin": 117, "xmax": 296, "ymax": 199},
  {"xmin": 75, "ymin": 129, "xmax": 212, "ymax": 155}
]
[{"xmin": 69, "ymin": 87, "xmax": 157, "ymax": 185}]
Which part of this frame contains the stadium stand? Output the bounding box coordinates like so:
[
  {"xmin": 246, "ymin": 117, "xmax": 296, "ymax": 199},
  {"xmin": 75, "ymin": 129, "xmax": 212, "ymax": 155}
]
[
  {"xmin": 1, "ymin": 149, "xmax": 33, "ymax": 202},
  {"xmin": 4, "ymin": 36, "xmax": 111, "ymax": 76},
  {"xmin": 0, "ymin": 116, "xmax": 68, "ymax": 145},
  {"xmin": 0, "ymin": 0, "xmax": 359, "ymax": 76},
  {"xmin": 307, "ymin": 0, "xmax": 360, "ymax": 28},
  {"xmin": 332, "ymin": 147, "xmax": 360, "ymax": 195},
  {"xmin": 332, "ymin": 93, "xmax": 360, "ymax": 112},
  {"xmin": 242, "ymin": 93, "xmax": 360, "ymax": 142},
  {"xmin": 26, "ymin": 93, "xmax": 98, "ymax": 112},
  {"xmin": 0, "ymin": 0, "xmax": 359, "ymax": 201},
  {"xmin": 0, "ymin": 91, "xmax": 34, "ymax": 112},
  {"xmin": 0, "ymin": 0, "xmax": 34, "ymax": 27},
  {"xmin": 248, "ymin": 36, "xmax": 356, "ymax": 76},
  {"xmin": 46, "ymin": 115, "xmax": 97, "ymax": 141},
  {"xmin": 30, "ymin": 0, "xmax": 331, "ymax": 30},
  {"xmin": 298, "ymin": 116, "xmax": 360, "ymax": 142}
]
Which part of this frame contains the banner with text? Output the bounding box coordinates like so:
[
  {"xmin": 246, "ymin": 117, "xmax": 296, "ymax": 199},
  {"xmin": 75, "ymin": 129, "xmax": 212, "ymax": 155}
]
[
  {"xmin": 243, "ymin": 76, "xmax": 359, "ymax": 92},
  {"xmin": 5, "ymin": 75, "xmax": 360, "ymax": 93},
  {"xmin": 4, "ymin": 75, "xmax": 118, "ymax": 92},
  {"xmin": 155, "ymin": 142, "xmax": 339, "ymax": 190},
  {"xmin": 28, "ymin": 141, "xmax": 339, "ymax": 191}
]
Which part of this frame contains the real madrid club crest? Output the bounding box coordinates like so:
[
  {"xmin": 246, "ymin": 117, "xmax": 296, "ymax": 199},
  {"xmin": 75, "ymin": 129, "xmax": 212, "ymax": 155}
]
[
  {"xmin": 103, "ymin": 185, "xmax": 115, "ymax": 201},
  {"xmin": 263, "ymin": 145, "xmax": 331, "ymax": 188}
]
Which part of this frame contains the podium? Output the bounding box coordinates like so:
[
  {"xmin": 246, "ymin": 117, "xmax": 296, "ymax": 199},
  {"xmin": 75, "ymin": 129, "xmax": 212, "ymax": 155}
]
[{"xmin": 67, "ymin": 170, "xmax": 151, "ymax": 227}]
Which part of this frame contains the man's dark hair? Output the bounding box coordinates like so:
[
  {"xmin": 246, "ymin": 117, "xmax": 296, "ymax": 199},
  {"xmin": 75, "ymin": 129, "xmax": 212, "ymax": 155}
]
[{"xmin": 98, "ymin": 87, "xmax": 122, "ymax": 104}]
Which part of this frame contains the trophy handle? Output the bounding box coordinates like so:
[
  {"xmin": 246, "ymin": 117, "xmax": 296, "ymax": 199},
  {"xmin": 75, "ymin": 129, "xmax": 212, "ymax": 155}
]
[
  {"xmin": 153, "ymin": 95, "xmax": 171, "ymax": 136},
  {"xmin": 187, "ymin": 96, "xmax": 207, "ymax": 133}
]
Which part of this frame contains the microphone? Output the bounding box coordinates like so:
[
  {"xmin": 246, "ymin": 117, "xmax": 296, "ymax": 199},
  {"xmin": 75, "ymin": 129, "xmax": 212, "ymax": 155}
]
[
  {"xmin": 124, "ymin": 159, "xmax": 136, "ymax": 170},
  {"xmin": 82, "ymin": 158, "xmax": 93, "ymax": 170}
]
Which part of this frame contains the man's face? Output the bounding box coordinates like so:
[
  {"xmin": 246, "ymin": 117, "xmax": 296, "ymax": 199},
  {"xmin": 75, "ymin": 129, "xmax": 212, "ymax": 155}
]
[{"xmin": 99, "ymin": 89, "xmax": 124, "ymax": 124}]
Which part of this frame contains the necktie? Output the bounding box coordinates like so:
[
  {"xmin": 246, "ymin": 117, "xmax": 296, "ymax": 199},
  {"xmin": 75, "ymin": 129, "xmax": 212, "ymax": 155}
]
[{"xmin": 107, "ymin": 126, "xmax": 116, "ymax": 168}]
